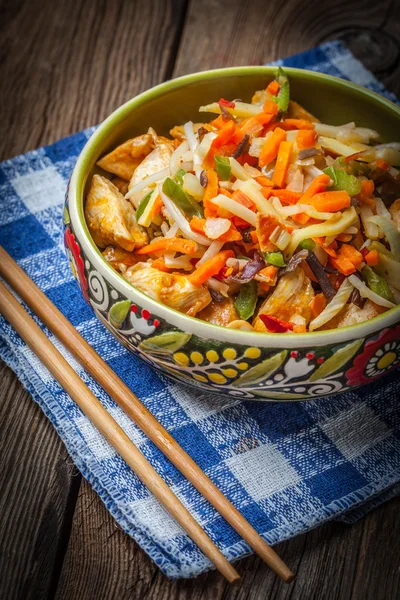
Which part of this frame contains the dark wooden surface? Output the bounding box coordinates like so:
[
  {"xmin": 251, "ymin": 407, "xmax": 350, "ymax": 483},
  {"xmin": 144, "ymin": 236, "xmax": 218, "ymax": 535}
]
[{"xmin": 0, "ymin": 1, "xmax": 399, "ymax": 598}]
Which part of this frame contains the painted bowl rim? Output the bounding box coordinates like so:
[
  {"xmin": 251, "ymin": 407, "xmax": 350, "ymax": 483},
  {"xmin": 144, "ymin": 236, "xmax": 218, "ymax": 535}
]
[{"xmin": 68, "ymin": 65, "xmax": 400, "ymax": 349}]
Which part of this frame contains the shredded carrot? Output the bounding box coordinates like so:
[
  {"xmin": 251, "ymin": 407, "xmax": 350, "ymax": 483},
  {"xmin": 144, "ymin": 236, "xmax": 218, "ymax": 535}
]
[
  {"xmin": 259, "ymin": 127, "xmax": 286, "ymax": 167},
  {"xmin": 232, "ymin": 189, "xmax": 256, "ymax": 210},
  {"xmin": 296, "ymin": 129, "xmax": 317, "ymax": 150},
  {"xmin": 357, "ymin": 179, "xmax": 375, "ymax": 207},
  {"xmin": 292, "ymin": 212, "xmax": 310, "ymax": 225},
  {"xmin": 211, "ymin": 120, "xmax": 243, "ymax": 148},
  {"xmin": 263, "ymin": 100, "xmax": 279, "ymax": 115},
  {"xmin": 272, "ymin": 189, "xmax": 302, "ymax": 205},
  {"xmin": 312, "ymin": 237, "xmax": 337, "ymax": 258},
  {"xmin": 241, "ymin": 114, "xmax": 274, "ymax": 135},
  {"xmin": 136, "ymin": 237, "xmax": 197, "ymax": 255},
  {"xmin": 308, "ymin": 191, "xmax": 351, "ymax": 212},
  {"xmin": 330, "ymin": 255, "xmax": 356, "ymax": 276},
  {"xmin": 210, "ymin": 115, "xmax": 226, "ymax": 130},
  {"xmin": 151, "ymin": 257, "xmax": 172, "ymax": 272},
  {"xmin": 338, "ymin": 244, "xmax": 362, "ymax": 269},
  {"xmin": 190, "ymin": 216, "xmax": 207, "ymax": 234},
  {"xmin": 299, "ymin": 174, "xmax": 331, "ymax": 203},
  {"xmin": 309, "ymin": 293, "xmax": 327, "ymax": 319},
  {"xmin": 282, "ymin": 119, "xmax": 315, "ymax": 130},
  {"xmin": 188, "ymin": 250, "xmax": 235, "ymax": 286},
  {"xmin": 219, "ymin": 224, "xmax": 242, "ymax": 242},
  {"xmin": 250, "ymin": 230, "xmax": 258, "ymax": 243},
  {"xmin": 259, "ymin": 282, "xmax": 271, "ymax": 293},
  {"xmin": 266, "ymin": 81, "xmax": 280, "ymax": 96},
  {"xmin": 258, "ymin": 265, "xmax": 278, "ymax": 282},
  {"xmin": 261, "ymin": 188, "xmax": 272, "ymax": 200},
  {"xmin": 150, "ymin": 194, "xmax": 163, "ymax": 218},
  {"xmin": 365, "ymin": 249, "xmax": 379, "ymax": 266},
  {"xmin": 203, "ymin": 169, "xmax": 219, "ymax": 217},
  {"xmin": 376, "ymin": 158, "xmax": 390, "ymax": 170},
  {"xmin": 273, "ymin": 141, "xmax": 293, "ymax": 188},
  {"xmin": 254, "ymin": 175, "xmax": 274, "ymax": 188}
]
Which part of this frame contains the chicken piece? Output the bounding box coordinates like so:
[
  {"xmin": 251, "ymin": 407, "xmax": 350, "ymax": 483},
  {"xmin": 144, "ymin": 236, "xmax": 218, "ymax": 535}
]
[
  {"xmin": 97, "ymin": 134, "xmax": 154, "ymax": 181},
  {"xmin": 287, "ymin": 100, "xmax": 320, "ymax": 123},
  {"xmin": 112, "ymin": 176, "xmax": 129, "ymax": 195},
  {"xmin": 389, "ymin": 198, "xmax": 400, "ymax": 232},
  {"xmin": 320, "ymin": 300, "xmax": 380, "ymax": 330},
  {"xmin": 124, "ymin": 265, "xmax": 211, "ymax": 316},
  {"xmin": 128, "ymin": 142, "xmax": 173, "ymax": 190},
  {"xmin": 198, "ymin": 297, "xmax": 239, "ymax": 326},
  {"xmin": 102, "ymin": 246, "xmax": 140, "ymax": 273},
  {"xmin": 85, "ymin": 175, "xmax": 148, "ymax": 251},
  {"xmin": 253, "ymin": 267, "xmax": 314, "ymax": 331}
]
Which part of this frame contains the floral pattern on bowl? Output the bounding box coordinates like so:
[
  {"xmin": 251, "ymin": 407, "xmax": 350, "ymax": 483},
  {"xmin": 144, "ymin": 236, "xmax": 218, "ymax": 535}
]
[{"xmin": 63, "ymin": 214, "xmax": 400, "ymax": 401}]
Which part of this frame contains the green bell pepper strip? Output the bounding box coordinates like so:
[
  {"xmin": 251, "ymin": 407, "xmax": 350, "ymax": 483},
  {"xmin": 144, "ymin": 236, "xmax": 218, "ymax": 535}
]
[
  {"xmin": 214, "ymin": 155, "xmax": 232, "ymax": 181},
  {"xmin": 323, "ymin": 165, "xmax": 361, "ymax": 196},
  {"xmin": 162, "ymin": 177, "xmax": 204, "ymax": 219},
  {"xmin": 299, "ymin": 238, "xmax": 315, "ymax": 251},
  {"xmin": 234, "ymin": 280, "xmax": 258, "ymax": 321},
  {"xmin": 135, "ymin": 191, "xmax": 153, "ymax": 222},
  {"xmin": 263, "ymin": 251, "xmax": 286, "ymax": 267},
  {"xmin": 174, "ymin": 168, "xmax": 186, "ymax": 185},
  {"xmin": 271, "ymin": 66, "xmax": 290, "ymax": 113},
  {"xmin": 362, "ymin": 266, "xmax": 394, "ymax": 302}
]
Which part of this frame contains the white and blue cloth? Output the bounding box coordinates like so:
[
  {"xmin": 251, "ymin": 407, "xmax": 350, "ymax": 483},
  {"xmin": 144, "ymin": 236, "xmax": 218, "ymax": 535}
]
[{"xmin": 0, "ymin": 41, "xmax": 399, "ymax": 578}]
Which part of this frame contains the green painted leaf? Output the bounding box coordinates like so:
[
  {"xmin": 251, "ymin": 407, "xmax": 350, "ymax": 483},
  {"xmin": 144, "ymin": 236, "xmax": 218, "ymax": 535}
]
[
  {"xmin": 252, "ymin": 390, "xmax": 308, "ymax": 400},
  {"xmin": 139, "ymin": 331, "xmax": 191, "ymax": 354},
  {"xmin": 236, "ymin": 350, "xmax": 287, "ymax": 387},
  {"xmin": 63, "ymin": 205, "xmax": 70, "ymax": 225},
  {"xmin": 109, "ymin": 300, "xmax": 131, "ymax": 328},
  {"xmin": 309, "ymin": 339, "xmax": 364, "ymax": 382}
]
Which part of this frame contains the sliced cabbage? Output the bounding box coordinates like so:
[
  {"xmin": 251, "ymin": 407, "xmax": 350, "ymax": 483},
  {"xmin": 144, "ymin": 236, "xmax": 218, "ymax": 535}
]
[
  {"xmin": 309, "ymin": 278, "xmax": 353, "ymax": 331},
  {"xmin": 359, "ymin": 205, "xmax": 379, "ymax": 240},
  {"xmin": 348, "ymin": 275, "xmax": 396, "ymax": 309},
  {"xmin": 196, "ymin": 240, "xmax": 225, "ymax": 267},
  {"xmin": 374, "ymin": 253, "xmax": 400, "ymax": 290},
  {"xmin": 160, "ymin": 190, "xmax": 211, "ymax": 246},
  {"xmin": 211, "ymin": 194, "xmax": 257, "ymax": 226},
  {"xmin": 314, "ymin": 123, "xmax": 379, "ymax": 144},
  {"xmin": 204, "ymin": 218, "xmax": 231, "ymax": 239},
  {"xmin": 368, "ymin": 215, "xmax": 400, "ymax": 260},
  {"xmin": 286, "ymin": 207, "xmax": 358, "ymax": 256},
  {"xmin": 125, "ymin": 167, "xmax": 169, "ymax": 201},
  {"xmin": 182, "ymin": 173, "xmax": 205, "ymax": 201}
]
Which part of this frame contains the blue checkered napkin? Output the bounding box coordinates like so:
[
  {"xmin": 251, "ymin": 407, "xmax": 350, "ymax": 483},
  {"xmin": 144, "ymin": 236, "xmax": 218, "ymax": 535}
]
[{"xmin": 0, "ymin": 41, "xmax": 399, "ymax": 579}]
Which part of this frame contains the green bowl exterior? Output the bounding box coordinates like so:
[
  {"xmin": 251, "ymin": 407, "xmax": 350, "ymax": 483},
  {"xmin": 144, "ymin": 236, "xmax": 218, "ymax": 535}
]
[{"xmin": 65, "ymin": 67, "xmax": 400, "ymax": 401}]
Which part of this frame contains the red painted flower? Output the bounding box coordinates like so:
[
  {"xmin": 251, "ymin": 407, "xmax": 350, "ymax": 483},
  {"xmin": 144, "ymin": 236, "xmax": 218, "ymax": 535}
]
[
  {"xmin": 64, "ymin": 228, "xmax": 89, "ymax": 302},
  {"xmin": 346, "ymin": 325, "xmax": 400, "ymax": 386}
]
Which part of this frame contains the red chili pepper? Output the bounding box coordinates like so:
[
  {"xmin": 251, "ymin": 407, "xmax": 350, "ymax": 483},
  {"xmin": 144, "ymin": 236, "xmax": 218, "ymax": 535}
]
[
  {"xmin": 218, "ymin": 98, "xmax": 236, "ymax": 108},
  {"xmin": 259, "ymin": 314, "xmax": 294, "ymax": 333},
  {"xmin": 190, "ymin": 257, "xmax": 200, "ymax": 266},
  {"xmin": 360, "ymin": 246, "xmax": 369, "ymax": 259}
]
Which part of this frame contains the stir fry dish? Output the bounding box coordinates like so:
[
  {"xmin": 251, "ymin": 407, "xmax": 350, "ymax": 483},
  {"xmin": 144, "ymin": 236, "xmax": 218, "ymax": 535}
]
[{"xmin": 85, "ymin": 68, "xmax": 400, "ymax": 333}]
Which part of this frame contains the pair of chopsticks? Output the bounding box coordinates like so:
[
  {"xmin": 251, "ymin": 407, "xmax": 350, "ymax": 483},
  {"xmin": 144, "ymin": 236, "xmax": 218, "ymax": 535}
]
[{"xmin": 0, "ymin": 245, "xmax": 294, "ymax": 583}]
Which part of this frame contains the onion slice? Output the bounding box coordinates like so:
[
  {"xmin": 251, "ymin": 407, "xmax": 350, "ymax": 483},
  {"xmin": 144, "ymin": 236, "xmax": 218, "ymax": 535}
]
[
  {"xmin": 348, "ymin": 274, "xmax": 396, "ymax": 309},
  {"xmin": 309, "ymin": 278, "xmax": 354, "ymax": 331},
  {"xmin": 160, "ymin": 190, "xmax": 211, "ymax": 246},
  {"xmin": 368, "ymin": 215, "xmax": 400, "ymax": 260}
]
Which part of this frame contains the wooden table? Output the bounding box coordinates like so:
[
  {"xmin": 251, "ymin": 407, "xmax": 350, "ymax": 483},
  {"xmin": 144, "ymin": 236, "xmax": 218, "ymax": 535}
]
[{"xmin": 1, "ymin": 1, "xmax": 400, "ymax": 598}]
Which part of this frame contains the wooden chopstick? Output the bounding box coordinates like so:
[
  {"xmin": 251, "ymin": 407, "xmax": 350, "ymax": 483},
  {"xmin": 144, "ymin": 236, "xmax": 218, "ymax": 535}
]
[
  {"xmin": 0, "ymin": 246, "xmax": 294, "ymax": 583},
  {"xmin": 0, "ymin": 279, "xmax": 240, "ymax": 583}
]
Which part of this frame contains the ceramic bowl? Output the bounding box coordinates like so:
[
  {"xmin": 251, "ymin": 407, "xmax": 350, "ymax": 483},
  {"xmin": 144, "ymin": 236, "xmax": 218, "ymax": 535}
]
[{"xmin": 64, "ymin": 67, "xmax": 400, "ymax": 401}]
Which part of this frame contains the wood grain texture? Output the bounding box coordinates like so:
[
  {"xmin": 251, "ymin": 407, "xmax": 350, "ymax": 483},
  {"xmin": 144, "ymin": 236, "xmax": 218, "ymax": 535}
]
[
  {"xmin": 0, "ymin": 362, "xmax": 80, "ymax": 600},
  {"xmin": 0, "ymin": 0, "xmax": 187, "ymax": 160},
  {"xmin": 55, "ymin": 480, "xmax": 400, "ymax": 600},
  {"xmin": 1, "ymin": 0, "xmax": 400, "ymax": 598},
  {"xmin": 174, "ymin": 0, "xmax": 400, "ymax": 95}
]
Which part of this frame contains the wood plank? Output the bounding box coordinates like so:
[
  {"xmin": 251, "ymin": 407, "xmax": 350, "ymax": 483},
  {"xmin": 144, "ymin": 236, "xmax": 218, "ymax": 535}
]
[
  {"xmin": 0, "ymin": 0, "xmax": 188, "ymax": 160},
  {"xmin": 0, "ymin": 362, "xmax": 80, "ymax": 600},
  {"xmin": 173, "ymin": 0, "xmax": 400, "ymax": 95},
  {"xmin": 54, "ymin": 478, "xmax": 400, "ymax": 600},
  {"xmin": 0, "ymin": 0, "xmax": 187, "ymax": 598}
]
